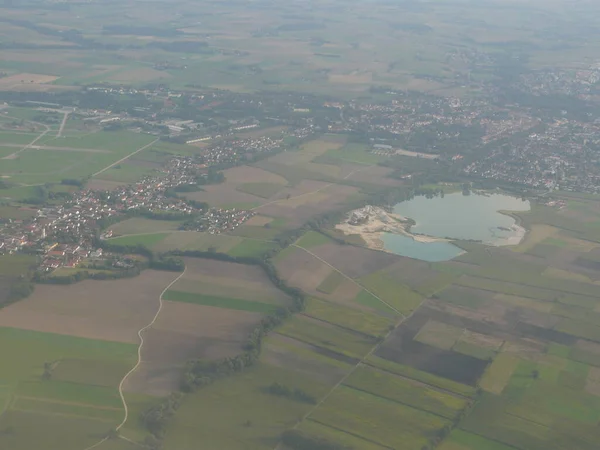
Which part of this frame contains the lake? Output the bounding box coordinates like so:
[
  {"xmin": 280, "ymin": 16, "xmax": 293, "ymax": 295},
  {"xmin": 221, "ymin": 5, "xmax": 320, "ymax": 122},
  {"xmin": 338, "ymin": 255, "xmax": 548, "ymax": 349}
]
[{"xmin": 383, "ymin": 192, "xmax": 530, "ymax": 261}]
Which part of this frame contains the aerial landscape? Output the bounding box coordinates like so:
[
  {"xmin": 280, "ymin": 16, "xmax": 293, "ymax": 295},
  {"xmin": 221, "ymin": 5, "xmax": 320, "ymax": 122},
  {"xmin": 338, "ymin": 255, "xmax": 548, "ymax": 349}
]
[{"xmin": 3, "ymin": 0, "xmax": 600, "ymax": 449}]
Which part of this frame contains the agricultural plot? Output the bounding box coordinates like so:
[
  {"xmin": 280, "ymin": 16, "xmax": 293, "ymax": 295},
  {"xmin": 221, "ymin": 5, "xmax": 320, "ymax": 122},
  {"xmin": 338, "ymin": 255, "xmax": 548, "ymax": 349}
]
[
  {"xmin": 173, "ymin": 257, "xmax": 291, "ymax": 306},
  {"xmin": 461, "ymin": 391, "xmax": 600, "ymax": 450},
  {"xmin": 344, "ymin": 365, "xmax": 468, "ymax": 419},
  {"xmin": 108, "ymin": 217, "xmax": 183, "ymax": 235},
  {"xmin": 303, "ymin": 297, "xmax": 394, "ymax": 338},
  {"xmin": 151, "ymin": 231, "xmax": 241, "ymax": 254},
  {"xmin": 276, "ymin": 315, "xmax": 377, "ymax": 361},
  {"xmin": 236, "ymin": 182, "xmax": 285, "ymax": 198},
  {"xmin": 298, "ymin": 420, "xmax": 388, "ymax": 450},
  {"xmin": 163, "ymin": 363, "xmax": 330, "ymax": 450},
  {"xmin": 316, "ymin": 142, "xmax": 386, "ymax": 165},
  {"xmin": 0, "ymin": 326, "xmax": 151, "ymax": 450},
  {"xmin": 124, "ymin": 300, "xmax": 261, "ymax": 396},
  {"xmin": 163, "ymin": 290, "xmax": 279, "ymax": 314},
  {"xmin": 359, "ymin": 270, "xmax": 423, "ymax": 315},
  {"xmin": 263, "ymin": 334, "xmax": 352, "ymax": 385},
  {"xmin": 375, "ymin": 308, "xmax": 491, "ymax": 386},
  {"xmin": 108, "ymin": 232, "xmax": 169, "ymax": 248},
  {"xmin": 414, "ymin": 320, "xmax": 465, "ymax": 350},
  {"xmin": 315, "ymin": 269, "xmax": 344, "ymax": 294},
  {"xmin": 0, "ymin": 270, "xmax": 179, "ymax": 343},
  {"xmin": 309, "ymin": 385, "xmax": 450, "ymax": 449},
  {"xmin": 365, "ymin": 355, "xmax": 477, "ymax": 397},
  {"xmin": 0, "ymin": 131, "xmax": 156, "ymax": 186}
]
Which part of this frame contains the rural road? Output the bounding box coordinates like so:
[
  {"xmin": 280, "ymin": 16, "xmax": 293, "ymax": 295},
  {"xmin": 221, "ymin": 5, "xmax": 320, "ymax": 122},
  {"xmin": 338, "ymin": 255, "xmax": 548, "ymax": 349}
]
[
  {"xmin": 291, "ymin": 243, "xmax": 403, "ymax": 316},
  {"xmin": 92, "ymin": 138, "xmax": 160, "ymax": 178},
  {"xmin": 57, "ymin": 111, "xmax": 70, "ymax": 138},
  {"xmin": 2, "ymin": 127, "xmax": 51, "ymax": 160},
  {"xmin": 81, "ymin": 267, "xmax": 186, "ymax": 450}
]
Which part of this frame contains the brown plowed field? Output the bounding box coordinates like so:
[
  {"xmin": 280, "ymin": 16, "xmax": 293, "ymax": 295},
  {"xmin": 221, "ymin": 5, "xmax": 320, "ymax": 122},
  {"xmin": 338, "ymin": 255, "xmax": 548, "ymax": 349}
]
[
  {"xmin": 223, "ymin": 166, "xmax": 288, "ymax": 185},
  {"xmin": 309, "ymin": 243, "xmax": 400, "ymax": 278},
  {"xmin": 124, "ymin": 301, "xmax": 260, "ymax": 396},
  {"xmin": 275, "ymin": 248, "xmax": 331, "ymax": 292},
  {"xmin": 0, "ymin": 270, "xmax": 178, "ymax": 343}
]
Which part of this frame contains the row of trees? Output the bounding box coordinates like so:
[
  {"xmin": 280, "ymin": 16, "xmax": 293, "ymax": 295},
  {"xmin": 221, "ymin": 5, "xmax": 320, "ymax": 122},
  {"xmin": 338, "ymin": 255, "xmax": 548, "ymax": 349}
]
[
  {"xmin": 139, "ymin": 249, "xmax": 306, "ymax": 440},
  {"xmin": 33, "ymin": 266, "xmax": 142, "ymax": 285},
  {"xmin": 281, "ymin": 430, "xmax": 353, "ymax": 450},
  {"xmin": 265, "ymin": 382, "xmax": 316, "ymax": 404}
]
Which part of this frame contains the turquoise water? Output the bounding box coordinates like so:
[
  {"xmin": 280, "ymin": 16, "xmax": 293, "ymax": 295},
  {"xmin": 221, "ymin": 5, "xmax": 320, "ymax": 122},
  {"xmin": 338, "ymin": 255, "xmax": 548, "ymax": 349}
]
[
  {"xmin": 381, "ymin": 233, "xmax": 464, "ymax": 262},
  {"xmin": 382, "ymin": 192, "xmax": 530, "ymax": 261}
]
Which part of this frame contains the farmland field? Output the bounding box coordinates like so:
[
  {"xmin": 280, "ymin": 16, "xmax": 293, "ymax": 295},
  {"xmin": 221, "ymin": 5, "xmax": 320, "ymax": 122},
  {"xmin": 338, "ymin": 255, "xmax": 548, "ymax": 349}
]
[{"xmin": 3, "ymin": 0, "xmax": 600, "ymax": 447}]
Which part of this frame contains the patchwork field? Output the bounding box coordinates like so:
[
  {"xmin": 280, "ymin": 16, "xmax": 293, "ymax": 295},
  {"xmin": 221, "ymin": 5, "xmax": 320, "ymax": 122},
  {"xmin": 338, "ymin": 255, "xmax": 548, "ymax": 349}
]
[
  {"xmin": 123, "ymin": 257, "xmax": 294, "ymax": 396},
  {"xmin": 0, "ymin": 130, "xmax": 157, "ymax": 187}
]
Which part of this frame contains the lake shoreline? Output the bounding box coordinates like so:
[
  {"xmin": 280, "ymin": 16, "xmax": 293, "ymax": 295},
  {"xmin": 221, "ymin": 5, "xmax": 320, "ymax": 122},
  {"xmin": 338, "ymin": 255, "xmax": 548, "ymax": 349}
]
[
  {"xmin": 335, "ymin": 205, "xmax": 454, "ymax": 255},
  {"xmin": 336, "ymin": 193, "xmax": 531, "ymax": 260}
]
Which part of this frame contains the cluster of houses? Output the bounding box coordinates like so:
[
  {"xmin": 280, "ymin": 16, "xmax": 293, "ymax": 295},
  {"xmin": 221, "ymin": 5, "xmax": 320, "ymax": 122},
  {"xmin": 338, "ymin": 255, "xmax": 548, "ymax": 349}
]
[{"xmin": 181, "ymin": 208, "xmax": 256, "ymax": 234}]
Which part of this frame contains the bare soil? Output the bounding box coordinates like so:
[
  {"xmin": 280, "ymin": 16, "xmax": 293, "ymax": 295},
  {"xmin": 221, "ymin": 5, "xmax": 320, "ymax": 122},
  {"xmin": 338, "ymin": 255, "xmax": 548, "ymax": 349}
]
[
  {"xmin": 0, "ymin": 270, "xmax": 179, "ymax": 343},
  {"xmin": 309, "ymin": 243, "xmax": 400, "ymax": 278},
  {"xmin": 124, "ymin": 301, "xmax": 260, "ymax": 396},
  {"xmin": 276, "ymin": 248, "xmax": 332, "ymax": 291}
]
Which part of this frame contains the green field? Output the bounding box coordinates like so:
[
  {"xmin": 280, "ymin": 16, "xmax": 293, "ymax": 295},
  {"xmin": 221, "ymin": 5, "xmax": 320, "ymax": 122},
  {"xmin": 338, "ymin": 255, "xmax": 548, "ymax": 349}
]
[
  {"xmin": 163, "ymin": 363, "xmax": 330, "ymax": 450},
  {"xmin": 344, "ymin": 365, "xmax": 468, "ymax": 419},
  {"xmin": 316, "ymin": 143, "xmax": 385, "ymax": 165},
  {"xmin": 0, "ymin": 131, "xmax": 40, "ymax": 144},
  {"xmin": 304, "ymin": 297, "xmax": 393, "ymax": 337},
  {"xmin": 310, "ymin": 385, "xmax": 450, "ymax": 449},
  {"xmin": 236, "ymin": 182, "xmax": 285, "ymax": 198},
  {"xmin": 316, "ymin": 270, "xmax": 344, "ymax": 294},
  {"xmin": 277, "ymin": 316, "xmax": 376, "ymax": 360},
  {"xmin": 359, "ymin": 271, "xmax": 423, "ymax": 314},
  {"xmin": 107, "ymin": 232, "xmax": 169, "ymax": 248},
  {"xmin": 439, "ymin": 429, "xmax": 516, "ymax": 450},
  {"xmin": 0, "ymin": 131, "xmax": 157, "ymax": 185},
  {"xmin": 227, "ymin": 239, "xmax": 278, "ymax": 258},
  {"xmin": 0, "ymin": 327, "xmax": 143, "ymax": 449},
  {"xmin": 109, "ymin": 217, "xmax": 183, "ymax": 235},
  {"xmin": 354, "ymin": 289, "xmax": 399, "ymax": 316},
  {"xmin": 298, "ymin": 419, "xmax": 388, "ymax": 450},
  {"xmin": 163, "ymin": 290, "xmax": 278, "ymax": 314},
  {"xmin": 365, "ymin": 355, "xmax": 477, "ymax": 398},
  {"xmin": 295, "ymin": 230, "xmax": 333, "ymax": 248},
  {"xmin": 0, "ymin": 254, "xmax": 37, "ymax": 277}
]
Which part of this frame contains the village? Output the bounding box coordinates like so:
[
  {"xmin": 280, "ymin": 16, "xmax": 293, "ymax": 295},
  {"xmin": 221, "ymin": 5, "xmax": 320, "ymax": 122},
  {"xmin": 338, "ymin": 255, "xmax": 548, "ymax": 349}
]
[{"xmin": 0, "ymin": 151, "xmax": 257, "ymax": 273}]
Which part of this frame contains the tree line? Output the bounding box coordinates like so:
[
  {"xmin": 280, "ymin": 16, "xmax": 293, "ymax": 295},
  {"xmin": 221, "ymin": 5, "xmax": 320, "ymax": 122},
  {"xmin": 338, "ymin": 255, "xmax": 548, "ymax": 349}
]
[{"xmin": 139, "ymin": 249, "xmax": 306, "ymax": 442}]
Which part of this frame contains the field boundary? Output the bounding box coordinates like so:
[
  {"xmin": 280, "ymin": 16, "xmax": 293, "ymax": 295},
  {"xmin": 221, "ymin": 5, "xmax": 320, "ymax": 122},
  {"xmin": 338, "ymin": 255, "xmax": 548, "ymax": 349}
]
[
  {"xmin": 291, "ymin": 243, "xmax": 404, "ymax": 316},
  {"xmin": 252, "ymin": 164, "xmax": 374, "ymax": 211},
  {"xmin": 80, "ymin": 267, "xmax": 186, "ymax": 450},
  {"xmin": 92, "ymin": 138, "xmax": 159, "ymax": 177}
]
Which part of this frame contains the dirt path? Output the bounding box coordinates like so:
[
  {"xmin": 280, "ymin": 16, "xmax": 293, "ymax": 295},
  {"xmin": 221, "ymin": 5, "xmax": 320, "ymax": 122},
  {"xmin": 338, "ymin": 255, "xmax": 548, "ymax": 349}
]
[
  {"xmin": 81, "ymin": 267, "xmax": 186, "ymax": 450},
  {"xmin": 251, "ymin": 164, "xmax": 374, "ymax": 211},
  {"xmin": 57, "ymin": 111, "xmax": 70, "ymax": 138},
  {"xmin": 2, "ymin": 127, "xmax": 51, "ymax": 160},
  {"xmin": 92, "ymin": 138, "xmax": 159, "ymax": 178},
  {"xmin": 291, "ymin": 243, "xmax": 403, "ymax": 316}
]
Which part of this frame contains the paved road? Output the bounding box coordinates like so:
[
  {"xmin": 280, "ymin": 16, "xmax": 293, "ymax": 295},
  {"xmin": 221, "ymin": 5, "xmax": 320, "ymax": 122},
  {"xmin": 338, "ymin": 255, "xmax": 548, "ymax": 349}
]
[{"xmin": 56, "ymin": 111, "xmax": 70, "ymax": 138}]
